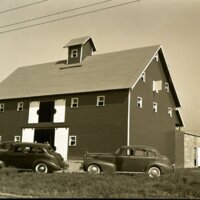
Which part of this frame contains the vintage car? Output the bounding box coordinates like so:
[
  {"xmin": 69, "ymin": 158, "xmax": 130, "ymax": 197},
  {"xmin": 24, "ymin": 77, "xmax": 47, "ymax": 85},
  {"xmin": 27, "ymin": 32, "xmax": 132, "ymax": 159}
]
[
  {"xmin": 0, "ymin": 142, "xmax": 67, "ymax": 173},
  {"xmin": 0, "ymin": 141, "xmax": 17, "ymax": 150},
  {"xmin": 82, "ymin": 145, "xmax": 174, "ymax": 177}
]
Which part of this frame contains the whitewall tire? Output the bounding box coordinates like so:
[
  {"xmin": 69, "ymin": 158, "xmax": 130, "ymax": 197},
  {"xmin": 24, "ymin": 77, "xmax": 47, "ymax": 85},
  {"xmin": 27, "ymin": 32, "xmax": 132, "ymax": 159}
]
[
  {"xmin": 87, "ymin": 164, "xmax": 101, "ymax": 174},
  {"xmin": 35, "ymin": 163, "xmax": 48, "ymax": 173},
  {"xmin": 148, "ymin": 166, "xmax": 161, "ymax": 178}
]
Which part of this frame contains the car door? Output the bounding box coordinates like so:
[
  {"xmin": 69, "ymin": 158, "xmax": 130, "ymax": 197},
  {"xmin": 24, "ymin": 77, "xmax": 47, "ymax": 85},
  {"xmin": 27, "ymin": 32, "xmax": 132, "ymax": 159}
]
[
  {"xmin": 4, "ymin": 145, "xmax": 27, "ymax": 168},
  {"xmin": 115, "ymin": 148, "xmax": 136, "ymax": 172},
  {"xmin": 116, "ymin": 148, "xmax": 148, "ymax": 172},
  {"xmin": 4, "ymin": 145, "xmax": 37, "ymax": 169}
]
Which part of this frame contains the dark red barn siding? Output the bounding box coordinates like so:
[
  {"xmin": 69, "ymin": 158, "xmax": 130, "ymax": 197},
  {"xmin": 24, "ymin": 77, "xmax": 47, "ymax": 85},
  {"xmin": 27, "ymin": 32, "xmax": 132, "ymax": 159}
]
[
  {"xmin": 66, "ymin": 90, "xmax": 128, "ymax": 159},
  {"xmin": 0, "ymin": 89, "xmax": 128, "ymax": 159},
  {"xmin": 129, "ymin": 58, "xmax": 177, "ymax": 162},
  {"xmin": 68, "ymin": 45, "xmax": 81, "ymax": 64},
  {"xmin": 82, "ymin": 41, "xmax": 93, "ymax": 60}
]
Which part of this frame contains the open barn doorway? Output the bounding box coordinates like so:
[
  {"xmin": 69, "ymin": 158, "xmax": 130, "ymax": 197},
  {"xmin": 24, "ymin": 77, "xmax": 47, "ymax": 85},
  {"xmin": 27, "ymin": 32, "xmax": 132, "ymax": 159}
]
[{"xmin": 34, "ymin": 128, "xmax": 55, "ymax": 148}]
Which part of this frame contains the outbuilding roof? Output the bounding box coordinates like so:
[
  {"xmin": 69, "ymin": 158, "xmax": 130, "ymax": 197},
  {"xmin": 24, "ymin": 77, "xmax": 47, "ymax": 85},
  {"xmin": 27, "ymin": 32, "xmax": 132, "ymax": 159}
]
[{"xmin": 0, "ymin": 44, "xmax": 180, "ymax": 108}]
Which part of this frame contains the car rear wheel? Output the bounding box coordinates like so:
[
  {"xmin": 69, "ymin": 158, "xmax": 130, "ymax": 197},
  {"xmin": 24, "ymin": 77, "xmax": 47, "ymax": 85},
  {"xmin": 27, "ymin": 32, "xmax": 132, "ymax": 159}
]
[
  {"xmin": 35, "ymin": 163, "xmax": 48, "ymax": 173},
  {"xmin": 87, "ymin": 164, "xmax": 101, "ymax": 174},
  {"xmin": 148, "ymin": 166, "xmax": 161, "ymax": 178}
]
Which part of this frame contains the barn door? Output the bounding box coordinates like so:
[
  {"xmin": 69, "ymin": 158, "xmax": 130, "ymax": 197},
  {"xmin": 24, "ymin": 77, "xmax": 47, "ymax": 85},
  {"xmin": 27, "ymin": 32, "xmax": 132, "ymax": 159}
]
[
  {"xmin": 53, "ymin": 99, "xmax": 66, "ymax": 123},
  {"xmin": 28, "ymin": 101, "xmax": 40, "ymax": 123},
  {"xmin": 22, "ymin": 128, "xmax": 35, "ymax": 142},
  {"xmin": 54, "ymin": 128, "xmax": 69, "ymax": 161}
]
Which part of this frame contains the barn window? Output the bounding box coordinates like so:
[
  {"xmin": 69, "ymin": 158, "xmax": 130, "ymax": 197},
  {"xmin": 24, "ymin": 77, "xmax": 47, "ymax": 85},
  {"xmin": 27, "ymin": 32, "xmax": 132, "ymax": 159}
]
[
  {"xmin": 14, "ymin": 136, "xmax": 21, "ymax": 142},
  {"xmin": 154, "ymin": 53, "xmax": 159, "ymax": 62},
  {"xmin": 137, "ymin": 97, "xmax": 143, "ymax": 108},
  {"xmin": 153, "ymin": 102, "xmax": 158, "ymax": 113},
  {"xmin": 140, "ymin": 72, "xmax": 146, "ymax": 82},
  {"xmin": 17, "ymin": 102, "xmax": 24, "ymax": 111},
  {"xmin": 69, "ymin": 136, "xmax": 77, "ymax": 146},
  {"xmin": 168, "ymin": 107, "xmax": 172, "ymax": 117},
  {"xmin": 71, "ymin": 98, "xmax": 79, "ymax": 108},
  {"xmin": 71, "ymin": 49, "xmax": 78, "ymax": 58},
  {"xmin": 165, "ymin": 82, "xmax": 169, "ymax": 93},
  {"xmin": 0, "ymin": 104, "xmax": 5, "ymax": 112},
  {"xmin": 97, "ymin": 96, "xmax": 105, "ymax": 106}
]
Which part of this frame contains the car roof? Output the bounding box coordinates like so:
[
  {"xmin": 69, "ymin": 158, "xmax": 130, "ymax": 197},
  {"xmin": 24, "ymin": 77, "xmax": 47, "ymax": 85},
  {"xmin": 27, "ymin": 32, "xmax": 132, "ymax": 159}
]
[
  {"xmin": 11, "ymin": 142, "xmax": 50, "ymax": 148},
  {"xmin": 120, "ymin": 145, "xmax": 159, "ymax": 151},
  {"xmin": 0, "ymin": 141, "xmax": 16, "ymax": 144}
]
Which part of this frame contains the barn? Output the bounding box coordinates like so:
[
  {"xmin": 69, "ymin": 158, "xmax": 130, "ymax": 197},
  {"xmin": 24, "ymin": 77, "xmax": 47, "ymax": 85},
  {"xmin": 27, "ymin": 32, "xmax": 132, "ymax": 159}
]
[{"xmin": 0, "ymin": 36, "xmax": 186, "ymax": 166}]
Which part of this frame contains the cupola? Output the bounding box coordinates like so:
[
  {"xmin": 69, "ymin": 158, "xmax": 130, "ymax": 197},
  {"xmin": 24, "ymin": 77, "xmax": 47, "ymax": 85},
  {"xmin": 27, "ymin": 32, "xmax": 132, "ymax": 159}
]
[{"xmin": 64, "ymin": 36, "xmax": 96, "ymax": 65}]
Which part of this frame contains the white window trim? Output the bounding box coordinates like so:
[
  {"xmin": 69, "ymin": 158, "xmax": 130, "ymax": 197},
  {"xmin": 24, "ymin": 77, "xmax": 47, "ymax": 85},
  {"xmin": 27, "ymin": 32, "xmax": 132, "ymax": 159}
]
[
  {"xmin": 14, "ymin": 135, "xmax": 21, "ymax": 142},
  {"xmin": 69, "ymin": 136, "xmax": 77, "ymax": 146},
  {"xmin": 153, "ymin": 102, "xmax": 158, "ymax": 113},
  {"xmin": 168, "ymin": 107, "xmax": 173, "ymax": 117},
  {"xmin": 165, "ymin": 82, "xmax": 169, "ymax": 93},
  {"xmin": 154, "ymin": 53, "xmax": 159, "ymax": 62},
  {"xmin": 140, "ymin": 72, "xmax": 146, "ymax": 82},
  {"xmin": 137, "ymin": 97, "xmax": 143, "ymax": 108},
  {"xmin": 17, "ymin": 102, "xmax": 24, "ymax": 111},
  {"xmin": 71, "ymin": 49, "xmax": 78, "ymax": 58},
  {"xmin": 0, "ymin": 103, "xmax": 5, "ymax": 112},
  {"xmin": 71, "ymin": 98, "xmax": 79, "ymax": 108},
  {"xmin": 97, "ymin": 96, "xmax": 105, "ymax": 107}
]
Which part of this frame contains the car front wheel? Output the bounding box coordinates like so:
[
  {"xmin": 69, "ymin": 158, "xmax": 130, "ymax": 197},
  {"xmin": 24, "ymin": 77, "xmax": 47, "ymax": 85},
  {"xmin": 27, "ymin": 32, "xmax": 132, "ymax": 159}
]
[
  {"xmin": 148, "ymin": 166, "xmax": 161, "ymax": 178},
  {"xmin": 87, "ymin": 164, "xmax": 101, "ymax": 174},
  {"xmin": 35, "ymin": 163, "xmax": 48, "ymax": 173}
]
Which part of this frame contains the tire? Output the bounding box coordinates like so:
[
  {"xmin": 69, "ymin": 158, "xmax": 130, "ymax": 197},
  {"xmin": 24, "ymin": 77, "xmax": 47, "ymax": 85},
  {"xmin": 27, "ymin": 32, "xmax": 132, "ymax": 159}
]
[
  {"xmin": 87, "ymin": 164, "xmax": 101, "ymax": 174},
  {"xmin": 34, "ymin": 163, "xmax": 48, "ymax": 173},
  {"xmin": 148, "ymin": 166, "xmax": 161, "ymax": 178}
]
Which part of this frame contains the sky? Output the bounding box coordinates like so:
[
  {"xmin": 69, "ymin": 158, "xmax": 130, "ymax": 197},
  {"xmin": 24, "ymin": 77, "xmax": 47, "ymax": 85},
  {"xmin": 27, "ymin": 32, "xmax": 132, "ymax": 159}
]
[{"xmin": 0, "ymin": 0, "xmax": 200, "ymax": 133}]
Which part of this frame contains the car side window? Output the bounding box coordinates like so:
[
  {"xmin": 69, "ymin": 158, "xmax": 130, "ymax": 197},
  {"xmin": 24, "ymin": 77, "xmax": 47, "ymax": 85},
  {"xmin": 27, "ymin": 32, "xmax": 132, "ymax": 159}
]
[
  {"xmin": 14, "ymin": 146, "xmax": 23, "ymax": 153},
  {"xmin": 148, "ymin": 150, "xmax": 156, "ymax": 157},
  {"xmin": 134, "ymin": 149, "xmax": 147, "ymax": 157},
  {"xmin": 119, "ymin": 149, "xmax": 134, "ymax": 156}
]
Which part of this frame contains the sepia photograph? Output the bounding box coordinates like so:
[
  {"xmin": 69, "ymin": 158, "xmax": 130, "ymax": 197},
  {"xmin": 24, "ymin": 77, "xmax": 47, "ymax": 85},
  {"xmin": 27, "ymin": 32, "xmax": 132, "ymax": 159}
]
[{"xmin": 0, "ymin": 0, "xmax": 200, "ymax": 198}]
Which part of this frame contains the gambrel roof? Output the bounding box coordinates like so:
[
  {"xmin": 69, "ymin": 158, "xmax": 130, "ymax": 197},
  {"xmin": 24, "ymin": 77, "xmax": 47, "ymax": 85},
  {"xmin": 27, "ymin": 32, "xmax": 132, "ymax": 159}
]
[{"xmin": 0, "ymin": 44, "xmax": 180, "ymax": 108}]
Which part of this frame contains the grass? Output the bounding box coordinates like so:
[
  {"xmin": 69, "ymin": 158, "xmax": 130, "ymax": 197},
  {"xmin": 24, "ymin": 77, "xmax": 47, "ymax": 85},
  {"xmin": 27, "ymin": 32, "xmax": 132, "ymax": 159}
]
[{"xmin": 0, "ymin": 168, "xmax": 200, "ymax": 198}]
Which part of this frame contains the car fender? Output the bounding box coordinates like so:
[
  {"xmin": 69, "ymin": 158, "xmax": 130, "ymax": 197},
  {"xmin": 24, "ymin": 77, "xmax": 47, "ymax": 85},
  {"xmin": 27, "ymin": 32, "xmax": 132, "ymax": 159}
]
[
  {"xmin": 146, "ymin": 161, "xmax": 171, "ymax": 174},
  {"xmin": 87, "ymin": 159, "xmax": 116, "ymax": 173},
  {"xmin": 32, "ymin": 159, "xmax": 61, "ymax": 170}
]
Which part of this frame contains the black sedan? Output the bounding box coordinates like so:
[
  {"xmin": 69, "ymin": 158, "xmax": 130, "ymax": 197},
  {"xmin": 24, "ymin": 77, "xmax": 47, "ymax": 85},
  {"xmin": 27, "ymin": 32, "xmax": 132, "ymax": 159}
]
[{"xmin": 0, "ymin": 142, "xmax": 67, "ymax": 173}]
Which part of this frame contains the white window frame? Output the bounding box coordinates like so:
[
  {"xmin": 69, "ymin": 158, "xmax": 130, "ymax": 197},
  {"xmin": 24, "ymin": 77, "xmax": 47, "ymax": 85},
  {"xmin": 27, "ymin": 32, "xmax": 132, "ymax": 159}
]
[
  {"xmin": 140, "ymin": 72, "xmax": 146, "ymax": 82},
  {"xmin": 97, "ymin": 96, "xmax": 105, "ymax": 107},
  {"xmin": 71, "ymin": 49, "xmax": 78, "ymax": 58},
  {"xmin": 17, "ymin": 102, "xmax": 24, "ymax": 111},
  {"xmin": 137, "ymin": 97, "xmax": 143, "ymax": 108},
  {"xmin": 0, "ymin": 103, "xmax": 5, "ymax": 112},
  {"xmin": 69, "ymin": 136, "xmax": 77, "ymax": 146},
  {"xmin": 165, "ymin": 82, "xmax": 169, "ymax": 93},
  {"xmin": 154, "ymin": 53, "xmax": 159, "ymax": 62},
  {"xmin": 14, "ymin": 135, "xmax": 21, "ymax": 142},
  {"xmin": 71, "ymin": 98, "xmax": 79, "ymax": 108},
  {"xmin": 168, "ymin": 107, "xmax": 173, "ymax": 117},
  {"xmin": 153, "ymin": 102, "xmax": 158, "ymax": 113}
]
